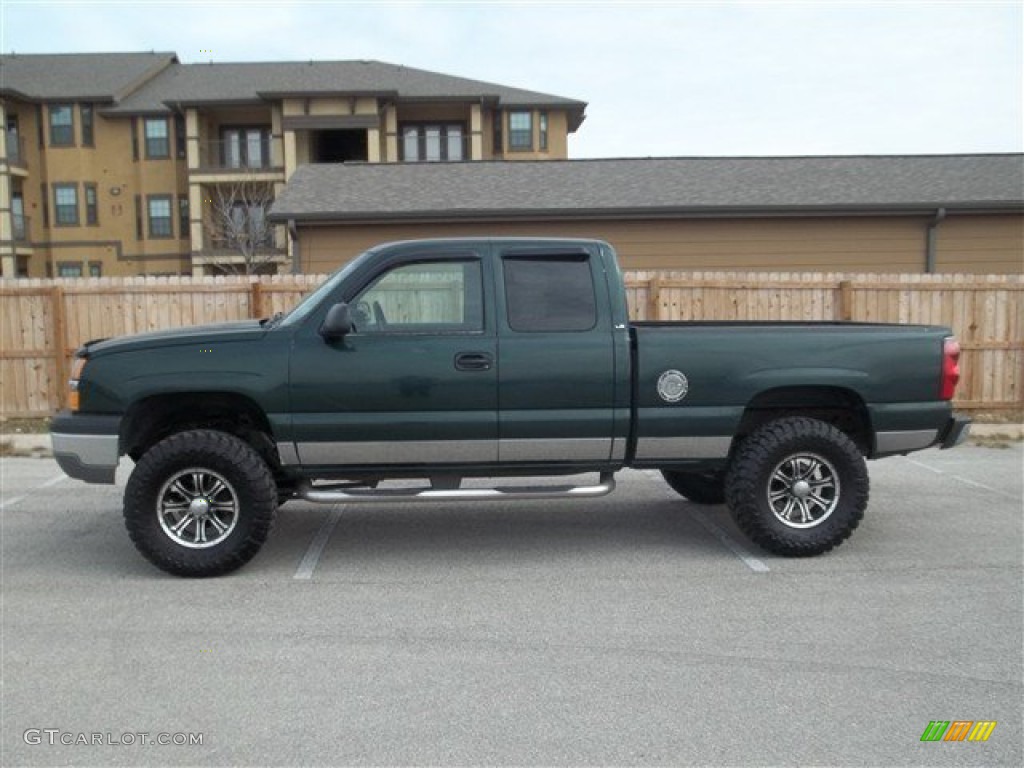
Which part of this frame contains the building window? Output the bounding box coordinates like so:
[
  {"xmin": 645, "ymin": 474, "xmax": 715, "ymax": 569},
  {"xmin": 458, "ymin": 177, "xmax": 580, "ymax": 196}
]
[
  {"xmin": 508, "ymin": 111, "xmax": 532, "ymax": 151},
  {"xmin": 147, "ymin": 196, "xmax": 173, "ymax": 237},
  {"xmin": 49, "ymin": 105, "xmax": 74, "ymax": 146},
  {"xmin": 221, "ymin": 128, "xmax": 270, "ymax": 169},
  {"xmin": 219, "ymin": 202, "xmax": 272, "ymax": 249},
  {"xmin": 174, "ymin": 114, "xmax": 186, "ymax": 159},
  {"xmin": 447, "ymin": 126, "xmax": 463, "ymax": 161},
  {"xmin": 81, "ymin": 104, "xmax": 94, "ymax": 146},
  {"xmin": 144, "ymin": 118, "xmax": 170, "ymax": 159},
  {"xmin": 85, "ymin": 184, "xmax": 99, "ymax": 226},
  {"xmin": 400, "ymin": 124, "xmax": 465, "ymax": 162},
  {"xmin": 54, "ymin": 184, "xmax": 79, "ymax": 226},
  {"xmin": 57, "ymin": 262, "xmax": 83, "ymax": 278},
  {"xmin": 178, "ymin": 196, "xmax": 189, "ymax": 239},
  {"xmin": 88, "ymin": 262, "xmax": 102, "ymax": 277},
  {"xmin": 539, "ymin": 112, "xmax": 548, "ymax": 151}
]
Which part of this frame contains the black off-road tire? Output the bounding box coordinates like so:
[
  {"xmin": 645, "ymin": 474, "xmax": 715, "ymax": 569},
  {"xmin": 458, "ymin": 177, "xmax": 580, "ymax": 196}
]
[
  {"xmin": 724, "ymin": 417, "xmax": 868, "ymax": 557},
  {"xmin": 124, "ymin": 430, "xmax": 277, "ymax": 577},
  {"xmin": 661, "ymin": 470, "xmax": 726, "ymax": 505}
]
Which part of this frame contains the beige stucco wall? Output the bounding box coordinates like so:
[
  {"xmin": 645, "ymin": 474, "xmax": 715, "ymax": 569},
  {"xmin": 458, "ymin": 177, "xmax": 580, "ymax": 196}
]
[
  {"xmin": 293, "ymin": 214, "xmax": 1024, "ymax": 275},
  {"xmin": 3, "ymin": 102, "xmax": 190, "ymax": 277}
]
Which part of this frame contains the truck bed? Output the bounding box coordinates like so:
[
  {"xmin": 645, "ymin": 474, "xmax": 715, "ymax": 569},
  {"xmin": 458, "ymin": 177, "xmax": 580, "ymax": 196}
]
[{"xmin": 630, "ymin": 321, "xmax": 952, "ymax": 466}]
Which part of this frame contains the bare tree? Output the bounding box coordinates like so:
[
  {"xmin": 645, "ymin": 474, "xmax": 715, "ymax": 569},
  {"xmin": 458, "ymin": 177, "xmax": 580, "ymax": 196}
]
[{"xmin": 203, "ymin": 179, "xmax": 280, "ymax": 275}]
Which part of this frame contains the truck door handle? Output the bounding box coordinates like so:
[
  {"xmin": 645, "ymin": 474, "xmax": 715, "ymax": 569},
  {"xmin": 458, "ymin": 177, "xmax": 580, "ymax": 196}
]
[{"xmin": 454, "ymin": 352, "xmax": 493, "ymax": 372}]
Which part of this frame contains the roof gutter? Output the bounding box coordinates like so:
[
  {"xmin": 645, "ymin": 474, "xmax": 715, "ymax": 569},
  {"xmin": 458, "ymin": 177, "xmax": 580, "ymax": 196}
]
[
  {"xmin": 269, "ymin": 202, "xmax": 1021, "ymax": 225},
  {"xmin": 925, "ymin": 207, "xmax": 947, "ymax": 274}
]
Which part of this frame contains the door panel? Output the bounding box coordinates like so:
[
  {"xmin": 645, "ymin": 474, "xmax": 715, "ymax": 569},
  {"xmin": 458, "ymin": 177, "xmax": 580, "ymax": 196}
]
[
  {"xmin": 496, "ymin": 250, "xmax": 616, "ymax": 463},
  {"xmin": 288, "ymin": 257, "xmax": 498, "ymax": 467}
]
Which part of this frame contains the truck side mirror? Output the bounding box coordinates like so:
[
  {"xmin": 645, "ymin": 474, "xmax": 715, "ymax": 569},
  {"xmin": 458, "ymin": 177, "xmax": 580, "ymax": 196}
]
[{"xmin": 320, "ymin": 302, "xmax": 354, "ymax": 340}]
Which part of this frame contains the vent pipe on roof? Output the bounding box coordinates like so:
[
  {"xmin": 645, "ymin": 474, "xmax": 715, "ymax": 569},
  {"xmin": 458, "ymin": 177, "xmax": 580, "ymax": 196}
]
[{"xmin": 925, "ymin": 207, "xmax": 947, "ymax": 274}]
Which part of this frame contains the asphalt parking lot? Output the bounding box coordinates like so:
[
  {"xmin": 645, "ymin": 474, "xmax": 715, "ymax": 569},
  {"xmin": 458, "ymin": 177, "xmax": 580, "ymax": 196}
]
[{"xmin": 2, "ymin": 445, "xmax": 1022, "ymax": 767}]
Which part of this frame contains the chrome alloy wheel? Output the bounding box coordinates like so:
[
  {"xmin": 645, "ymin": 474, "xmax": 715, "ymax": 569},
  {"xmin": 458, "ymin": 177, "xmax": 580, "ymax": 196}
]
[
  {"xmin": 157, "ymin": 468, "xmax": 239, "ymax": 549},
  {"xmin": 767, "ymin": 453, "xmax": 840, "ymax": 529}
]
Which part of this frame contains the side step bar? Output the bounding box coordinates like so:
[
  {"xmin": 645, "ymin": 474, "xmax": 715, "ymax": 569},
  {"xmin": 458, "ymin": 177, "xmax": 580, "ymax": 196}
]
[{"xmin": 297, "ymin": 473, "xmax": 616, "ymax": 504}]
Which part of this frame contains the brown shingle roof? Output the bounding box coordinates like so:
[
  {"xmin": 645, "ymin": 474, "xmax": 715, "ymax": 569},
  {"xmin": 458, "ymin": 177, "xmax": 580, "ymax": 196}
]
[
  {"xmin": 269, "ymin": 154, "xmax": 1024, "ymax": 222},
  {"xmin": 106, "ymin": 59, "xmax": 586, "ymax": 128},
  {"xmin": 0, "ymin": 52, "xmax": 176, "ymax": 101}
]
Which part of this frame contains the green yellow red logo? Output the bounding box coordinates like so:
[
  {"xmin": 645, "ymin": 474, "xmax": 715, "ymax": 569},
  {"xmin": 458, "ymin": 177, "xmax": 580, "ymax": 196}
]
[{"xmin": 920, "ymin": 721, "xmax": 996, "ymax": 742}]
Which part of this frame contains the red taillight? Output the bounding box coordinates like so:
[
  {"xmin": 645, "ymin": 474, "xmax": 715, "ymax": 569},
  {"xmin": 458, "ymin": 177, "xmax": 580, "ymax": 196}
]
[{"xmin": 940, "ymin": 337, "xmax": 961, "ymax": 400}]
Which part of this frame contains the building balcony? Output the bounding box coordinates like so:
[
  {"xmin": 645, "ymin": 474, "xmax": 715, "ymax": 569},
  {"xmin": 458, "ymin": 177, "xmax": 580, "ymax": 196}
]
[
  {"xmin": 12, "ymin": 213, "xmax": 29, "ymax": 242},
  {"xmin": 398, "ymin": 131, "xmax": 471, "ymax": 163},
  {"xmin": 192, "ymin": 244, "xmax": 288, "ymax": 276},
  {"xmin": 192, "ymin": 137, "xmax": 284, "ymax": 181},
  {"xmin": 5, "ymin": 132, "xmax": 29, "ymax": 175}
]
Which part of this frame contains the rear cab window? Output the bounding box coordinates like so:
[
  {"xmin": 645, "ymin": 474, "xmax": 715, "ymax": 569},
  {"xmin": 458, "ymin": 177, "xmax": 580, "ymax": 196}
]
[{"xmin": 502, "ymin": 254, "xmax": 597, "ymax": 332}]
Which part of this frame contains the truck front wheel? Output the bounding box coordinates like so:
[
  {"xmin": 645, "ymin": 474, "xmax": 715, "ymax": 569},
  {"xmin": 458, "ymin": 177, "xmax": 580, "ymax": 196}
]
[
  {"xmin": 725, "ymin": 417, "xmax": 868, "ymax": 556},
  {"xmin": 123, "ymin": 430, "xmax": 277, "ymax": 577}
]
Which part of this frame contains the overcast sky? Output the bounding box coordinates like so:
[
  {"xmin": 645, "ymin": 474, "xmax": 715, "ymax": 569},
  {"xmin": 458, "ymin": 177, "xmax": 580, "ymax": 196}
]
[{"xmin": 2, "ymin": 1, "xmax": 1021, "ymax": 158}]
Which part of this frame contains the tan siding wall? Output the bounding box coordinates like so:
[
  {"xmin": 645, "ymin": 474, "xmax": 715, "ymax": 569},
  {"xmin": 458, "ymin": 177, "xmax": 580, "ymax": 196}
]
[
  {"xmin": 296, "ymin": 215, "xmax": 1024, "ymax": 274},
  {"xmin": 936, "ymin": 214, "xmax": 1024, "ymax": 273},
  {"xmin": 9, "ymin": 107, "xmax": 190, "ymax": 277}
]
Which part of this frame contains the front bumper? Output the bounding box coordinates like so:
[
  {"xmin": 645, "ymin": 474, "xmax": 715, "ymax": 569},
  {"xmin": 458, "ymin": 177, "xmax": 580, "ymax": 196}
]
[
  {"xmin": 939, "ymin": 414, "xmax": 971, "ymax": 450},
  {"xmin": 50, "ymin": 411, "xmax": 121, "ymax": 484}
]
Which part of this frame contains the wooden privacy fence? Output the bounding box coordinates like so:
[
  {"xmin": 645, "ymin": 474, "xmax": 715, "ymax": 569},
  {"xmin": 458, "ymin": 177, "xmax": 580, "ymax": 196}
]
[{"xmin": 0, "ymin": 271, "xmax": 1021, "ymax": 418}]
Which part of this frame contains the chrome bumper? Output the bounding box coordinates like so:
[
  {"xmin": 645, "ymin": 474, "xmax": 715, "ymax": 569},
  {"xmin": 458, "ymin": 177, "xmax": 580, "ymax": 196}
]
[{"xmin": 51, "ymin": 432, "xmax": 119, "ymax": 484}]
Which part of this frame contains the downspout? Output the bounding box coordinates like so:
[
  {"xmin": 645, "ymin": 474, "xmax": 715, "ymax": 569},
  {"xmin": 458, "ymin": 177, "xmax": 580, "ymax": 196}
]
[
  {"xmin": 288, "ymin": 219, "xmax": 300, "ymax": 274},
  {"xmin": 925, "ymin": 207, "xmax": 946, "ymax": 274}
]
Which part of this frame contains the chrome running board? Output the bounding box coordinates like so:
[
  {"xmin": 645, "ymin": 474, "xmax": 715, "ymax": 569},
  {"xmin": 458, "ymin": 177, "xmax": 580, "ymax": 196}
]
[{"xmin": 297, "ymin": 473, "xmax": 616, "ymax": 504}]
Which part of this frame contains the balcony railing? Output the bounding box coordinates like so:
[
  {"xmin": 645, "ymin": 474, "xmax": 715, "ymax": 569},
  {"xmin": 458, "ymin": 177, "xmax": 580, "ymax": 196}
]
[
  {"xmin": 197, "ymin": 137, "xmax": 283, "ymax": 172},
  {"xmin": 5, "ymin": 131, "xmax": 26, "ymax": 168},
  {"xmin": 12, "ymin": 213, "xmax": 29, "ymax": 242},
  {"xmin": 399, "ymin": 133, "xmax": 471, "ymax": 163}
]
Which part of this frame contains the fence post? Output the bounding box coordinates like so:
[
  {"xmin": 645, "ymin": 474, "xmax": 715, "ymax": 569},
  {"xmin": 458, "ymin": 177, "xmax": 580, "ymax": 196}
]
[
  {"xmin": 250, "ymin": 280, "xmax": 263, "ymax": 319},
  {"xmin": 838, "ymin": 280, "xmax": 854, "ymax": 321},
  {"xmin": 647, "ymin": 275, "xmax": 662, "ymax": 321},
  {"xmin": 50, "ymin": 285, "xmax": 67, "ymax": 408}
]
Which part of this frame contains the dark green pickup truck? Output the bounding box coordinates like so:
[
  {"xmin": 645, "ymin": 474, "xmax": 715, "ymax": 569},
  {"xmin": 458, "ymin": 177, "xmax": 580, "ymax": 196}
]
[{"xmin": 51, "ymin": 238, "xmax": 969, "ymax": 576}]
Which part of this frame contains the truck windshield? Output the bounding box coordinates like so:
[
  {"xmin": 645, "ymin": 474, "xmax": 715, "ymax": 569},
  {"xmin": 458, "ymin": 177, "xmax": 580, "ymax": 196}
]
[{"xmin": 278, "ymin": 251, "xmax": 372, "ymax": 327}]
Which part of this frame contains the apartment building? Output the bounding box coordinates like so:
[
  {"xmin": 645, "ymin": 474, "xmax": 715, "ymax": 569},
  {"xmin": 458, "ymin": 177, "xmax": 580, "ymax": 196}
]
[{"xmin": 0, "ymin": 52, "xmax": 586, "ymax": 278}]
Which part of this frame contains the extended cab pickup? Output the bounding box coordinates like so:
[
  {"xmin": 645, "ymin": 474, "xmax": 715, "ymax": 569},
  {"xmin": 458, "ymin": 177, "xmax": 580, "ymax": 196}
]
[{"xmin": 51, "ymin": 238, "xmax": 970, "ymax": 576}]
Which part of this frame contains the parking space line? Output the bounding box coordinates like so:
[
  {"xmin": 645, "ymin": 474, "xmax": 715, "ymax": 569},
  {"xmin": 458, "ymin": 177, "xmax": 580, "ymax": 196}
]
[
  {"xmin": 293, "ymin": 506, "xmax": 343, "ymax": 580},
  {"xmin": 0, "ymin": 474, "xmax": 65, "ymax": 511},
  {"xmin": 688, "ymin": 509, "xmax": 771, "ymax": 573},
  {"xmin": 641, "ymin": 469, "xmax": 769, "ymax": 572},
  {"xmin": 905, "ymin": 457, "xmax": 1017, "ymax": 500}
]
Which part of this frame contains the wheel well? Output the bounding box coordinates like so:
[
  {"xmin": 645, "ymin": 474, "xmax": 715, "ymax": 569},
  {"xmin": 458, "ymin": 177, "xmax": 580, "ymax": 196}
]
[
  {"xmin": 121, "ymin": 393, "xmax": 276, "ymax": 464},
  {"xmin": 735, "ymin": 387, "xmax": 871, "ymax": 454}
]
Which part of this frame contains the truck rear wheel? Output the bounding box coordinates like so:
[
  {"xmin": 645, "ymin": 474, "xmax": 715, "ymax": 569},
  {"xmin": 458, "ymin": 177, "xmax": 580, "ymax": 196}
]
[
  {"xmin": 725, "ymin": 417, "xmax": 868, "ymax": 556},
  {"xmin": 124, "ymin": 429, "xmax": 277, "ymax": 577},
  {"xmin": 661, "ymin": 470, "xmax": 726, "ymax": 505}
]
